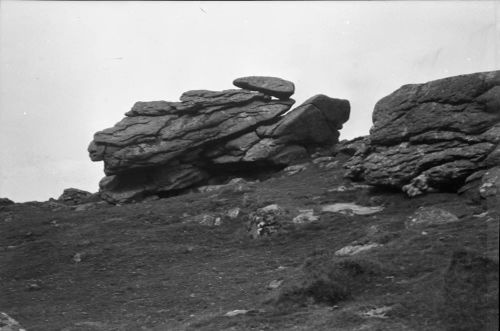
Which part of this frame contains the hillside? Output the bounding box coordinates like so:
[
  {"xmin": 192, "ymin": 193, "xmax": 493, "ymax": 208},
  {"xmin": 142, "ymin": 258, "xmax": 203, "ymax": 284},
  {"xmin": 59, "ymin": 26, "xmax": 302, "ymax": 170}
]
[
  {"xmin": 1, "ymin": 72, "xmax": 499, "ymax": 331},
  {"xmin": 1, "ymin": 154, "xmax": 498, "ymax": 330}
]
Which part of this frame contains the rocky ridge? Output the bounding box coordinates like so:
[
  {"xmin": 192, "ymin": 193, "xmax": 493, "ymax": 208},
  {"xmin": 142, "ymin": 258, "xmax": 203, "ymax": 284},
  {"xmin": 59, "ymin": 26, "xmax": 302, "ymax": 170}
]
[{"xmin": 89, "ymin": 76, "xmax": 350, "ymax": 204}]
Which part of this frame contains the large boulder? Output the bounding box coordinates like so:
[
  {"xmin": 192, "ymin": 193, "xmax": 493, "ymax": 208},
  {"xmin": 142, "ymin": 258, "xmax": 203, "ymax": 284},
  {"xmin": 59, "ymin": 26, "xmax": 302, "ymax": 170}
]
[
  {"xmin": 89, "ymin": 77, "xmax": 350, "ymax": 203},
  {"xmin": 346, "ymin": 71, "xmax": 500, "ymax": 196}
]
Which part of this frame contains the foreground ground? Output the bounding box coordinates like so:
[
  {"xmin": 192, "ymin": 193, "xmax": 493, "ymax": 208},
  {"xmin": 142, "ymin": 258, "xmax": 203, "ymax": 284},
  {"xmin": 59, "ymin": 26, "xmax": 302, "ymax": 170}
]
[{"xmin": 1, "ymin": 159, "xmax": 498, "ymax": 331}]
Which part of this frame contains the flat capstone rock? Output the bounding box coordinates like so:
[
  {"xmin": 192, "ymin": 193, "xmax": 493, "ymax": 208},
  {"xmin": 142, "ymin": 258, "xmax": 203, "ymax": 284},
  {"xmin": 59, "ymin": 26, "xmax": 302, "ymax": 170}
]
[{"xmin": 233, "ymin": 76, "xmax": 295, "ymax": 99}]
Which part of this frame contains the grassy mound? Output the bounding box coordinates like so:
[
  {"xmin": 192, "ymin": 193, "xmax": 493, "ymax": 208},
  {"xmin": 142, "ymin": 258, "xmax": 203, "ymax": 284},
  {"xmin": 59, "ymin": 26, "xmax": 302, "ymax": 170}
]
[
  {"xmin": 442, "ymin": 248, "xmax": 499, "ymax": 331},
  {"xmin": 274, "ymin": 253, "xmax": 384, "ymax": 307}
]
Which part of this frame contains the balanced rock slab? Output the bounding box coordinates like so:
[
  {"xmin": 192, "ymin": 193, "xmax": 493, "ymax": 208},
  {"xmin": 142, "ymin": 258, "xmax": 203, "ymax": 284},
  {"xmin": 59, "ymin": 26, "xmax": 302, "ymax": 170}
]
[
  {"xmin": 233, "ymin": 76, "xmax": 295, "ymax": 100},
  {"xmin": 346, "ymin": 71, "xmax": 500, "ymax": 196}
]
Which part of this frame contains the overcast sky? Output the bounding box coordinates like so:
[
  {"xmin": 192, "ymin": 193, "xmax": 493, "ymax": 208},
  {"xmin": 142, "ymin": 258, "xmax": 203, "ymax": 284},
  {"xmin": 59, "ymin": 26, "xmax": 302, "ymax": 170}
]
[{"xmin": 0, "ymin": 1, "xmax": 498, "ymax": 202}]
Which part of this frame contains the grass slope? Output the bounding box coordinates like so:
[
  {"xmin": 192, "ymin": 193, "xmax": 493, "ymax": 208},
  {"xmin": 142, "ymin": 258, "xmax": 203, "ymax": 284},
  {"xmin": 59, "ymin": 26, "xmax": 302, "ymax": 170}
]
[{"xmin": 1, "ymin": 159, "xmax": 498, "ymax": 331}]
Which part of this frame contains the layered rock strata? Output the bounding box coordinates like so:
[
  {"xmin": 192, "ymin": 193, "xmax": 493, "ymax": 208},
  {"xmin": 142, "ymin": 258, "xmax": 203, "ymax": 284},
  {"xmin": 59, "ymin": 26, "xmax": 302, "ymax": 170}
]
[
  {"xmin": 346, "ymin": 70, "xmax": 500, "ymax": 197},
  {"xmin": 89, "ymin": 76, "xmax": 350, "ymax": 203}
]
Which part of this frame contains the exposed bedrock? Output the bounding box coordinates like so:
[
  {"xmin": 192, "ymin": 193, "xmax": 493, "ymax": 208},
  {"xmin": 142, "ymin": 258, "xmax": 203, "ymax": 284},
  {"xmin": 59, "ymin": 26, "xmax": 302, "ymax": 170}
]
[
  {"xmin": 89, "ymin": 76, "xmax": 350, "ymax": 203},
  {"xmin": 345, "ymin": 70, "xmax": 500, "ymax": 197}
]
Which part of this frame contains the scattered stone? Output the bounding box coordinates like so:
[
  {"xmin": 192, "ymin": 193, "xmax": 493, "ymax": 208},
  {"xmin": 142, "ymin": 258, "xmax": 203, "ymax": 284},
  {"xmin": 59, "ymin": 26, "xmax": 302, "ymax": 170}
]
[
  {"xmin": 328, "ymin": 185, "xmax": 348, "ymax": 192},
  {"xmin": 405, "ymin": 207, "xmax": 460, "ymax": 228},
  {"xmin": 198, "ymin": 178, "xmax": 254, "ymax": 194},
  {"xmin": 233, "ymin": 76, "xmax": 295, "ymax": 100},
  {"xmin": 345, "ymin": 71, "xmax": 500, "ymax": 196},
  {"xmin": 322, "ymin": 203, "xmax": 384, "ymax": 215},
  {"xmin": 335, "ymin": 243, "xmax": 381, "ymax": 256},
  {"xmin": 71, "ymin": 321, "xmax": 108, "ymax": 329},
  {"xmin": 267, "ymin": 279, "xmax": 284, "ymax": 290},
  {"xmin": 283, "ymin": 163, "xmax": 308, "ymax": 176},
  {"xmin": 260, "ymin": 204, "xmax": 282, "ymax": 213},
  {"xmin": 73, "ymin": 253, "xmax": 83, "ymax": 263},
  {"xmin": 141, "ymin": 195, "xmax": 160, "ymax": 203},
  {"xmin": 187, "ymin": 214, "xmax": 222, "ymax": 227},
  {"xmin": 321, "ymin": 161, "xmax": 339, "ymax": 170},
  {"xmin": 327, "ymin": 184, "xmax": 373, "ymax": 193},
  {"xmin": 44, "ymin": 200, "xmax": 70, "ymax": 211},
  {"xmin": 360, "ymin": 306, "xmax": 392, "ymax": 319},
  {"xmin": 479, "ymin": 166, "xmax": 500, "ymax": 212},
  {"xmin": 226, "ymin": 207, "xmax": 241, "ymax": 220},
  {"xmin": 247, "ymin": 204, "xmax": 286, "ymax": 239},
  {"xmin": 472, "ymin": 211, "xmax": 489, "ymax": 218},
  {"xmin": 0, "ymin": 312, "xmax": 26, "ymax": 331},
  {"xmin": 224, "ymin": 309, "xmax": 250, "ymax": 317},
  {"xmin": 26, "ymin": 282, "xmax": 42, "ymax": 291},
  {"xmin": 292, "ymin": 209, "xmax": 319, "ymax": 224},
  {"xmin": 73, "ymin": 202, "xmax": 102, "ymax": 212},
  {"xmin": 312, "ymin": 156, "xmax": 335, "ymax": 164}
]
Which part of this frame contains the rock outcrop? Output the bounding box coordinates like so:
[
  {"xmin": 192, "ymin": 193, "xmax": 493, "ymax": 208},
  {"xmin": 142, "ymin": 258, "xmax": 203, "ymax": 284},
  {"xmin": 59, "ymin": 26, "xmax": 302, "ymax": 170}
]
[
  {"xmin": 0, "ymin": 198, "xmax": 14, "ymax": 206},
  {"xmin": 346, "ymin": 71, "xmax": 500, "ymax": 197},
  {"xmin": 57, "ymin": 188, "xmax": 93, "ymax": 205},
  {"xmin": 89, "ymin": 76, "xmax": 350, "ymax": 203}
]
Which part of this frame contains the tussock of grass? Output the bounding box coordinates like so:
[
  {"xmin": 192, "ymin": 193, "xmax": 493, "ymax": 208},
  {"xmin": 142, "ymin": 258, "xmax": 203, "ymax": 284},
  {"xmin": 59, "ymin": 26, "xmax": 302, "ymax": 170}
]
[
  {"xmin": 442, "ymin": 248, "xmax": 499, "ymax": 331},
  {"xmin": 273, "ymin": 253, "xmax": 384, "ymax": 307}
]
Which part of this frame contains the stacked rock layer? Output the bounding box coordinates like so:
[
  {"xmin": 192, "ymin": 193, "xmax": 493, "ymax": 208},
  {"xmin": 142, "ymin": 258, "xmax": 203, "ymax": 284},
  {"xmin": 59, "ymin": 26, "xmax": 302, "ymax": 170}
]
[
  {"xmin": 346, "ymin": 70, "xmax": 500, "ymax": 197},
  {"xmin": 89, "ymin": 76, "xmax": 350, "ymax": 203}
]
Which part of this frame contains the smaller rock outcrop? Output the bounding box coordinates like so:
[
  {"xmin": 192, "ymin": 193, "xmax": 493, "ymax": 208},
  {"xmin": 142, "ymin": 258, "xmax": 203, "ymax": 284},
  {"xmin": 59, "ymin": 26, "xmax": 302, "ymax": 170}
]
[
  {"xmin": 346, "ymin": 71, "xmax": 500, "ymax": 197},
  {"xmin": 405, "ymin": 207, "xmax": 459, "ymax": 228},
  {"xmin": 57, "ymin": 188, "xmax": 93, "ymax": 205},
  {"xmin": 247, "ymin": 204, "xmax": 286, "ymax": 239}
]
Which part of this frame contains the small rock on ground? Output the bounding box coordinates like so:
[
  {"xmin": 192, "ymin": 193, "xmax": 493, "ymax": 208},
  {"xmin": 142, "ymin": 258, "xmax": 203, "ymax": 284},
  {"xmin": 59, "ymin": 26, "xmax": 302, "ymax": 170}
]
[
  {"xmin": 335, "ymin": 243, "xmax": 381, "ymax": 256},
  {"xmin": 0, "ymin": 312, "xmax": 26, "ymax": 331},
  {"xmin": 224, "ymin": 309, "xmax": 249, "ymax": 317},
  {"xmin": 283, "ymin": 163, "xmax": 308, "ymax": 176},
  {"xmin": 292, "ymin": 209, "xmax": 319, "ymax": 224},
  {"xmin": 267, "ymin": 279, "xmax": 284, "ymax": 289},
  {"xmin": 322, "ymin": 203, "xmax": 384, "ymax": 215},
  {"xmin": 405, "ymin": 206, "xmax": 459, "ymax": 228},
  {"xmin": 247, "ymin": 204, "xmax": 285, "ymax": 238}
]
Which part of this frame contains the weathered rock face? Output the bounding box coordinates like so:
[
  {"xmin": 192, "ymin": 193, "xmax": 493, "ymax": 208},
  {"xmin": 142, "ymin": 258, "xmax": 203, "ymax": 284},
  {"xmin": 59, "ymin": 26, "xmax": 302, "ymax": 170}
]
[
  {"xmin": 89, "ymin": 77, "xmax": 350, "ymax": 203},
  {"xmin": 346, "ymin": 71, "xmax": 500, "ymax": 196}
]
